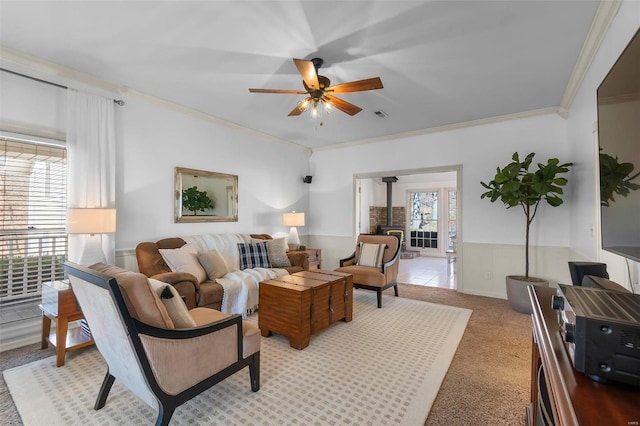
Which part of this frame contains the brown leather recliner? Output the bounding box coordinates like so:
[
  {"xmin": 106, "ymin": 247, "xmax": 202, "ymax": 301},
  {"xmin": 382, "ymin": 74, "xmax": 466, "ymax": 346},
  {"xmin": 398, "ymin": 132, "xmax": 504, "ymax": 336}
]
[{"xmin": 136, "ymin": 235, "xmax": 309, "ymax": 310}]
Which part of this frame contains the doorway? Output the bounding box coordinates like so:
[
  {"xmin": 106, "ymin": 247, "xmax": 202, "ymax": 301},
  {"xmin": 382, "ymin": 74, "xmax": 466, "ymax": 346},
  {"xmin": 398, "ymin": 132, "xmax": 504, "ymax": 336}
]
[{"xmin": 354, "ymin": 166, "xmax": 461, "ymax": 290}]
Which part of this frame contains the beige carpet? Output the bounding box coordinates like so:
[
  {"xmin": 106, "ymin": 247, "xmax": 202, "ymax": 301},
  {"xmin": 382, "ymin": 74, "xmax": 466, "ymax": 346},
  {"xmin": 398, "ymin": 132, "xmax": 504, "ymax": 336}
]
[
  {"xmin": 4, "ymin": 290, "xmax": 471, "ymax": 426},
  {"xmin": 397, "ymin": 284, "xmax": 531, "ymax": 425}
]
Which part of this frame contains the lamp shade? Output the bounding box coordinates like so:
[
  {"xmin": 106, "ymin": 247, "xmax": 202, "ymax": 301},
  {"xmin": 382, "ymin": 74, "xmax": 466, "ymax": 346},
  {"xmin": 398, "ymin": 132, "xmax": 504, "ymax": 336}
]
[
  {"xmin": 67, "ymin": 208, "xmax": 116, "ymax": 234},
  {"xmin": 283, "ymin": 212, "xmax": 305, "ymax": 227}
]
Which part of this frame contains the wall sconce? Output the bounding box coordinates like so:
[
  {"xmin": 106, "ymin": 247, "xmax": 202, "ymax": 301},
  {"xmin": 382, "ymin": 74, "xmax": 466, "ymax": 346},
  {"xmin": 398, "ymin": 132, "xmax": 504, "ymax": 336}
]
[
  {"xmin": 303, "ymin": 176, "xmax": 312, "ymax": 184},
  {"xmin": 67, "ymin": 208, "xmax": 116, "ymax": 266},
  {"xmin": 282, "ymin": 211, "xmax": 305, "ymax": 250}
]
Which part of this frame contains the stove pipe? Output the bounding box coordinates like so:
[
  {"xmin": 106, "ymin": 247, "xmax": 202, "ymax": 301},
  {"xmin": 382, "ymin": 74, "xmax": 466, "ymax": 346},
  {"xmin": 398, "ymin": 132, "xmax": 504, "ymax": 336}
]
[{"xmin": 382, "ymin": 176, "xmax": 398, "ymax": 226}]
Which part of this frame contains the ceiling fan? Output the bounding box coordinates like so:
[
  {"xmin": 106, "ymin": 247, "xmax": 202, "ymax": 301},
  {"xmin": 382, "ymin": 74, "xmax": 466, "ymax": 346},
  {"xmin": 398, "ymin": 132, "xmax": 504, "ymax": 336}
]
[{"xmin": 249, "ymin": 58, "xmax": 383, "ymax": 117}]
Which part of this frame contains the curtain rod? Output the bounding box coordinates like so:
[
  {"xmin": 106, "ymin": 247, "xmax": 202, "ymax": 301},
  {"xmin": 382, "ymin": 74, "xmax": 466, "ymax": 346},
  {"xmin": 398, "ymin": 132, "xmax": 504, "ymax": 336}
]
[{"xmin": 1, "ymin": 67, "xmax": 125, "ymax": 106}]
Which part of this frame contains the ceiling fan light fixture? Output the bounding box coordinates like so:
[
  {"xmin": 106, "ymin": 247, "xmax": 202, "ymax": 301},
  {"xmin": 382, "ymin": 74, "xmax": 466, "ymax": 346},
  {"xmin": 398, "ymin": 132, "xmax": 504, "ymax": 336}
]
[
  {"xmin": 250, "ymin": 57, "xmax": 383, "ymax": 120},
  {"xmin": 321, "ymin": 96, "xmax": 333, "ymax": 113}
]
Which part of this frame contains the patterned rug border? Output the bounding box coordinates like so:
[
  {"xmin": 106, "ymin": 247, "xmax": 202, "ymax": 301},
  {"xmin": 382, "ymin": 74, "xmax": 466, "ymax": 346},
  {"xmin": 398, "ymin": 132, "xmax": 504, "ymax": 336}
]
[{"xmin": 5, "ymin": 291, "xmax": 472, "ymax": 426}]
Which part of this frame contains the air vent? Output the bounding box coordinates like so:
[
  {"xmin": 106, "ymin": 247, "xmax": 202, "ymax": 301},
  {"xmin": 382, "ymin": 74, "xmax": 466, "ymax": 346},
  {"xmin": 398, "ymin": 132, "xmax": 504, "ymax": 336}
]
[{"xmin": 374, "ymin": 110, "xmax": 388, "ymax": 118}]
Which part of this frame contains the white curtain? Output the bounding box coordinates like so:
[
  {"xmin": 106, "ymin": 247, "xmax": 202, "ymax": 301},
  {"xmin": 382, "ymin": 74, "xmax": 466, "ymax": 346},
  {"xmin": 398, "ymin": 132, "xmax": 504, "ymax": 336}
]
[{"xmin": 67, "ymin": 90, "xmax": 116, "ymax": 264}]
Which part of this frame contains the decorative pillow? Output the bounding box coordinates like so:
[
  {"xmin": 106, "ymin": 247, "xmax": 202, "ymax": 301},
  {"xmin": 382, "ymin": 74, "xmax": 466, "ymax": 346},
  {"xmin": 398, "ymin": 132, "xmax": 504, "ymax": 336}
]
[
  {"xmin": 90, "ymin": 263, "xmax": 174, "ymax": 329},
  {"xmin": 197, "ymin": 250, "xmax": 230, "ymax": 280},
  {"xmin": 238, "ymin": 241, "xmax": 272, "ymax": 270},
  {"xmin": 356, "ymin": 242, "xmax": 386, "ymax": 268},
  {"xmin": 148, "ymin": 278, "xmax": 196, "ymax": 328},
  {"xmin": 159, "ymin": 243, "xmax": 207, "ymax": 283},
  {"xmin": 253, "ymin": 237, "xmax": 291, "ymax": 268}
]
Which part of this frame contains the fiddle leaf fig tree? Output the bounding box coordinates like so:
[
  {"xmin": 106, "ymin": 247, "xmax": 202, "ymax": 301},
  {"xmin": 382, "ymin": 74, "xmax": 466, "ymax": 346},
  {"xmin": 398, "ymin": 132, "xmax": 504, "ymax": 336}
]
[
  {"xmin": 599, "ymin": 148, "xmax": 640, "ymax": 207},
  {"xmin": 182, "ymin": 186, "xmax": 214, "ymax": 215},
  {"xmin": 480, "ymin": 152, "xmax": 573, "ymax": 278}
]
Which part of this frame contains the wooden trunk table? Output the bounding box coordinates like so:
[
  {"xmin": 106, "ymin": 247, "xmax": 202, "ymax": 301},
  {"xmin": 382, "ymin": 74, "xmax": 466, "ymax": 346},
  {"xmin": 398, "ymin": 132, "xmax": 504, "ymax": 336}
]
[{"xmin": 259, "ymin": 270, "xmax": 353, "ymax": 349}]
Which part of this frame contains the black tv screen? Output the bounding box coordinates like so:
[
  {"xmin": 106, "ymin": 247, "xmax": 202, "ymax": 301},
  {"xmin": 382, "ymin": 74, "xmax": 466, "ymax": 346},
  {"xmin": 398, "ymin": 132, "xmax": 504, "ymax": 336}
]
[{"xmin": 597, "ymin": 27, "xmax": 640, "ymax": 263}]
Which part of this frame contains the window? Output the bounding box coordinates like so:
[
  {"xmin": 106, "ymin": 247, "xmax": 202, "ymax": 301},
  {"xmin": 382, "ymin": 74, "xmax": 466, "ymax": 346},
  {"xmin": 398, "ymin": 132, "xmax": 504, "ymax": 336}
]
[
  {"xmin": 408, "ymin": 189, "xmax": 457, "ymax": 252},
  {"xmin": 1, "ymin": 137, "xmax": 67, "ymax": 303},
  {"xmin": 409, "ymin": 191, "xmax": 439, "ymax": 249},
  {"xmin": 448, "ymin": 190, "xmax": 457, "ymax": 250}
]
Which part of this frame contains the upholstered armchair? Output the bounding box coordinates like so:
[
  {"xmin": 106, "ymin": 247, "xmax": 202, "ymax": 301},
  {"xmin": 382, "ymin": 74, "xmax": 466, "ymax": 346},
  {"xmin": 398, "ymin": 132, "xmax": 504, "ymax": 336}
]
[
  {"xmin": 64, "ymin": 262, "xmax": 260, "ymax": 426},
  {"xmin": 335, "ymin": 234, "xmax": 401, "ymax": 308}
]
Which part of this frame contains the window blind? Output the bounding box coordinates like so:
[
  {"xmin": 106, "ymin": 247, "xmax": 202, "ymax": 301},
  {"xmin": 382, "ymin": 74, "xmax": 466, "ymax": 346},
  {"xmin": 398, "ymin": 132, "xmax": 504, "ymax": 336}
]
[{"xmin": 1, "ymin": 138, "xmax": 68, "ymax": 301}]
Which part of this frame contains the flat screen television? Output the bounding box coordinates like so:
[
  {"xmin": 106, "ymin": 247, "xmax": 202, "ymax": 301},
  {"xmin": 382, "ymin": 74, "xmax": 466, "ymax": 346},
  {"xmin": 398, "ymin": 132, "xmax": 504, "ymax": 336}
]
[{"xmin": 597, "ymin": 27, "xmax": 640, "ymax": 263}]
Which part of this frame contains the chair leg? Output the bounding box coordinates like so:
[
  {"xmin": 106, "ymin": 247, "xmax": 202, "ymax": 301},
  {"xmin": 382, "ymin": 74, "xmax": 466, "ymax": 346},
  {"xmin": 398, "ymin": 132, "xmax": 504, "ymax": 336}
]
[
  {"xmin": 155, "ymin": 403, "xmax": 176, "ymax": 426},
  {"xmin": 394, "ymin": 283, "xmax": 399, "ymax": 297},
  {"xmin": 377, "ymin": 290, "xmax": 382, "ymax": 308},
  {"xmin": 249, "ymin": 352, "xmax": 260, "ymax": 392},
  {"xmin": 94, "ymin": 371, "xmax": 116, "ymax": 410}
]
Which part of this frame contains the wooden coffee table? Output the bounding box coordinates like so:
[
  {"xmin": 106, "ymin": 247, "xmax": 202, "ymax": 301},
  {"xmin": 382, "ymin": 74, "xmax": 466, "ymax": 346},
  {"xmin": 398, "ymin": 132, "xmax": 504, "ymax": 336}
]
[{"xmin": 258, "ymin": 270, "xmax": 353, "ymax": 349}]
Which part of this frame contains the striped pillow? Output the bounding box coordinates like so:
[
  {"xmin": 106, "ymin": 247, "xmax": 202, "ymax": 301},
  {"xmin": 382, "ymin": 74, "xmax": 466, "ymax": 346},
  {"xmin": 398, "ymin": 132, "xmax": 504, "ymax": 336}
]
[
  {"xmin": 356, "ymin": 242, "xmax": 386, "ymax": 268},
  {"xmin": 238, "ymin": 241, "xmax": 272, "ymax": 269}
]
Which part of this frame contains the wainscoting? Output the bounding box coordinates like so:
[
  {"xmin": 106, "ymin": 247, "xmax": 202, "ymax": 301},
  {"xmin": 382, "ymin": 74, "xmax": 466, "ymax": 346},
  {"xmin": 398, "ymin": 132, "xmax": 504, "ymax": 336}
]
[
  {"xmin": 460, "ymin": 243, "xmax": 579, "ymax": 299},
  {"xmin": 306, "ymin": 236, "xmax": 593, "ymax": 300}
]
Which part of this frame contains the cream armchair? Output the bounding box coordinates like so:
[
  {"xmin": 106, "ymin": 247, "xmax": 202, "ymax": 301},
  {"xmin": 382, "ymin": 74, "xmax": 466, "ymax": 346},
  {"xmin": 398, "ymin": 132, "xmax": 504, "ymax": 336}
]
[
  {"xmin": 335, "ymin": 233, "xmax": 401, "ymax": 308},
  {"xmin": 64, "ymin": 262, "xmax": 260, "ymax": 426}
]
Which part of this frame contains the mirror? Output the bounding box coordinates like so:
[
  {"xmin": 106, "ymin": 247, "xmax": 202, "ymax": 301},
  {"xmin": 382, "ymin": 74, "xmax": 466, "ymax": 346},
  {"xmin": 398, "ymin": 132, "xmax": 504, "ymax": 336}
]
[{"xmin": 175, "ymin": 167, "xmax": 238, "ymax": 223}]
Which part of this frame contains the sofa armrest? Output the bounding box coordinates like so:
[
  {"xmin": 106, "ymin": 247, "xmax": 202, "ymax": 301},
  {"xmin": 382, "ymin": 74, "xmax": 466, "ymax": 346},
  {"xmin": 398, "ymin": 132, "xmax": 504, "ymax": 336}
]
[
  {"xmin": 151, "ymin": 272, "xmax": 199, "ymax": 309},
  {"xmin": 287, "ymin": 251, "xmax": 309, "ymax": 270}
]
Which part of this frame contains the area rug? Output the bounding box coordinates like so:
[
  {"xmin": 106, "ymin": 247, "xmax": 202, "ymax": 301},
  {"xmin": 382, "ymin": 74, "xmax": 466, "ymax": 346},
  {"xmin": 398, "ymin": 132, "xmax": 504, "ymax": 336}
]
[{"xmin": 4, "ymin": 291, "xmax": 471, "ymax": 426}]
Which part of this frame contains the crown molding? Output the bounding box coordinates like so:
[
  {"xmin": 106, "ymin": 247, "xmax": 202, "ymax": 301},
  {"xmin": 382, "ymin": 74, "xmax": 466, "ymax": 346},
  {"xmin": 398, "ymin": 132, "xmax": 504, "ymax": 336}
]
[
  {"xmin": 312, "ymin": 106, "xmax": 562, "ymax": 153},
  {"xmin": 0, "ymin": 46, "xmax": 311, "ymax": 154},
  {"xmin": 0, "ymin": 121, "xmax": 65, "ymax": 142},
  {"xmin": 559, "ymin": 0, "xmax": 622, "ymax": 112},
  {"xmin": 121, "ymin": 88, "xmax": 311, "ymax": 153}
]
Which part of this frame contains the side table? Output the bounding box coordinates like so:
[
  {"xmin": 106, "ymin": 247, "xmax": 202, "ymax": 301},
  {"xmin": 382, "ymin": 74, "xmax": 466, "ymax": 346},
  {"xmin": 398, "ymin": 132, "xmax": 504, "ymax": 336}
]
[
  {"xmin": 40, "ymin": 280, "xmax": 94, "ymax": 367},
  {"xmin": 293, "ymin": 247, "xmax": 322, "ymax": 269}
]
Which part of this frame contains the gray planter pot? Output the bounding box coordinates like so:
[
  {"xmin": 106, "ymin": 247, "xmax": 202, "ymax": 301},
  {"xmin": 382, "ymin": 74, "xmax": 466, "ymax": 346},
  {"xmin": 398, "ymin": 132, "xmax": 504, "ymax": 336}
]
[{"xmin": 506, "ymin": 275, "xmax": 549, "ymax": 314}]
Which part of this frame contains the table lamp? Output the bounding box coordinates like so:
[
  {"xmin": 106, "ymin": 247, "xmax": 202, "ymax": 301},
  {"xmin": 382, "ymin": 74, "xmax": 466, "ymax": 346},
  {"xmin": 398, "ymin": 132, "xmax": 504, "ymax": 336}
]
[
  {"xmin": 283, "ymin": 211, "xmax": 305, "ymax": 250},
  {"xmin": 67, "ymin": 208, "xmax": 116, "ymax": 266}
]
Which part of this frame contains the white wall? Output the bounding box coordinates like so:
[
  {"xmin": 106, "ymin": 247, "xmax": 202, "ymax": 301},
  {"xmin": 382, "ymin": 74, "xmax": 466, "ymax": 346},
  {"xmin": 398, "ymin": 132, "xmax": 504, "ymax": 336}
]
[
  {"xmin": 310, "ymin": 113, "xmax": 569, "ymax": 242},
  {"xmin": 115, "ymin": 96, "xmax": 310, "ymax": 250},
  {"xmin": 0, "ymin": 71, "xmax": 312, "ymax": 256},
  {"xmin": 0, "ymin": 71, "xmax": 66, "ymax": 137},
  {"xmin": 566, "ymin": 0, "xmax": 640, "ymax": 290},
  {"xmin": 309, "ymin": 113, "xmax": 572, "ymax": 295}
]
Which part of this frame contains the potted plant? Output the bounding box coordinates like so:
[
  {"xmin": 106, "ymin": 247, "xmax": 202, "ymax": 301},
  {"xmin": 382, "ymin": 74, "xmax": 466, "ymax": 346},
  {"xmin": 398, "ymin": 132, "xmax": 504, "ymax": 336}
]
[
  {"xmin": 480, "ymin": 152, "xmax": 572, "ymax": 313},
  {"xmin": 182, "ymin": 186, "xmax": 214, "ymax": 215}
]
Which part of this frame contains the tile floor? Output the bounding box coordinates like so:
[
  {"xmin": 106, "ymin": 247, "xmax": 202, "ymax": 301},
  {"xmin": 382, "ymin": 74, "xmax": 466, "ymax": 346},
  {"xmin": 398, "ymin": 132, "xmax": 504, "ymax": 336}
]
[{"xmin": 397, "ymin": 255, "xmax": 457, "ymax": 289}]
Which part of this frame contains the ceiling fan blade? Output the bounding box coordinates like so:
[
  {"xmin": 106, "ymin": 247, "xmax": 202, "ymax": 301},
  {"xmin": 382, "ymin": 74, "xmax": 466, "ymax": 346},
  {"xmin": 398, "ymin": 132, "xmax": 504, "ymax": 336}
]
[
  {"xmin": 293, "ymin": 58, "xmax": 320, "ymax": 90},
  {"xmin": 288, "ymin": 97, "xmax": 312, "ymax": 116},
  {"xmin": 326, "ymin": 77, "xmax": 383, "ymax": 94},
  {"xmin": 323, "ymin": 95, "xmax": 363, "ymax": 116},
  {"xmin": 249, "ymin": 88, "xmax": 308, "ymax": 94}
]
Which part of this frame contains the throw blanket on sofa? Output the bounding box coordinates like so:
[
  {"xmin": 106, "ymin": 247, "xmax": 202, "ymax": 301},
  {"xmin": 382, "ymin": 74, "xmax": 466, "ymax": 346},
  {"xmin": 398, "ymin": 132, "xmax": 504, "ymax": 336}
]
[
  {"xmin": 216, "ymin": 268, "xmax": 288, "ymax": 317},
  {"xmin": 182, "ymin": 233, "xmax": 289, "ymax": 317}
]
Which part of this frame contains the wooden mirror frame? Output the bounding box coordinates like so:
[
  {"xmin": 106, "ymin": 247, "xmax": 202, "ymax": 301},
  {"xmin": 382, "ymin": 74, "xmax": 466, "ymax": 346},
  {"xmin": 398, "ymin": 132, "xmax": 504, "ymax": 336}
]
[{"xmin": 175, "ymin": 167, "xmax": 238, "ymax": 223}]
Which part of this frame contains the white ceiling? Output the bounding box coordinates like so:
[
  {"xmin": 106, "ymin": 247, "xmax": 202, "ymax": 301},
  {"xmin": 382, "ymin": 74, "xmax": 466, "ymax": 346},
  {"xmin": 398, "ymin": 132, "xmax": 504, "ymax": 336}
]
[{"xmin": 0, "ymin": 1, "xmax": 601, "ymax": 150}]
